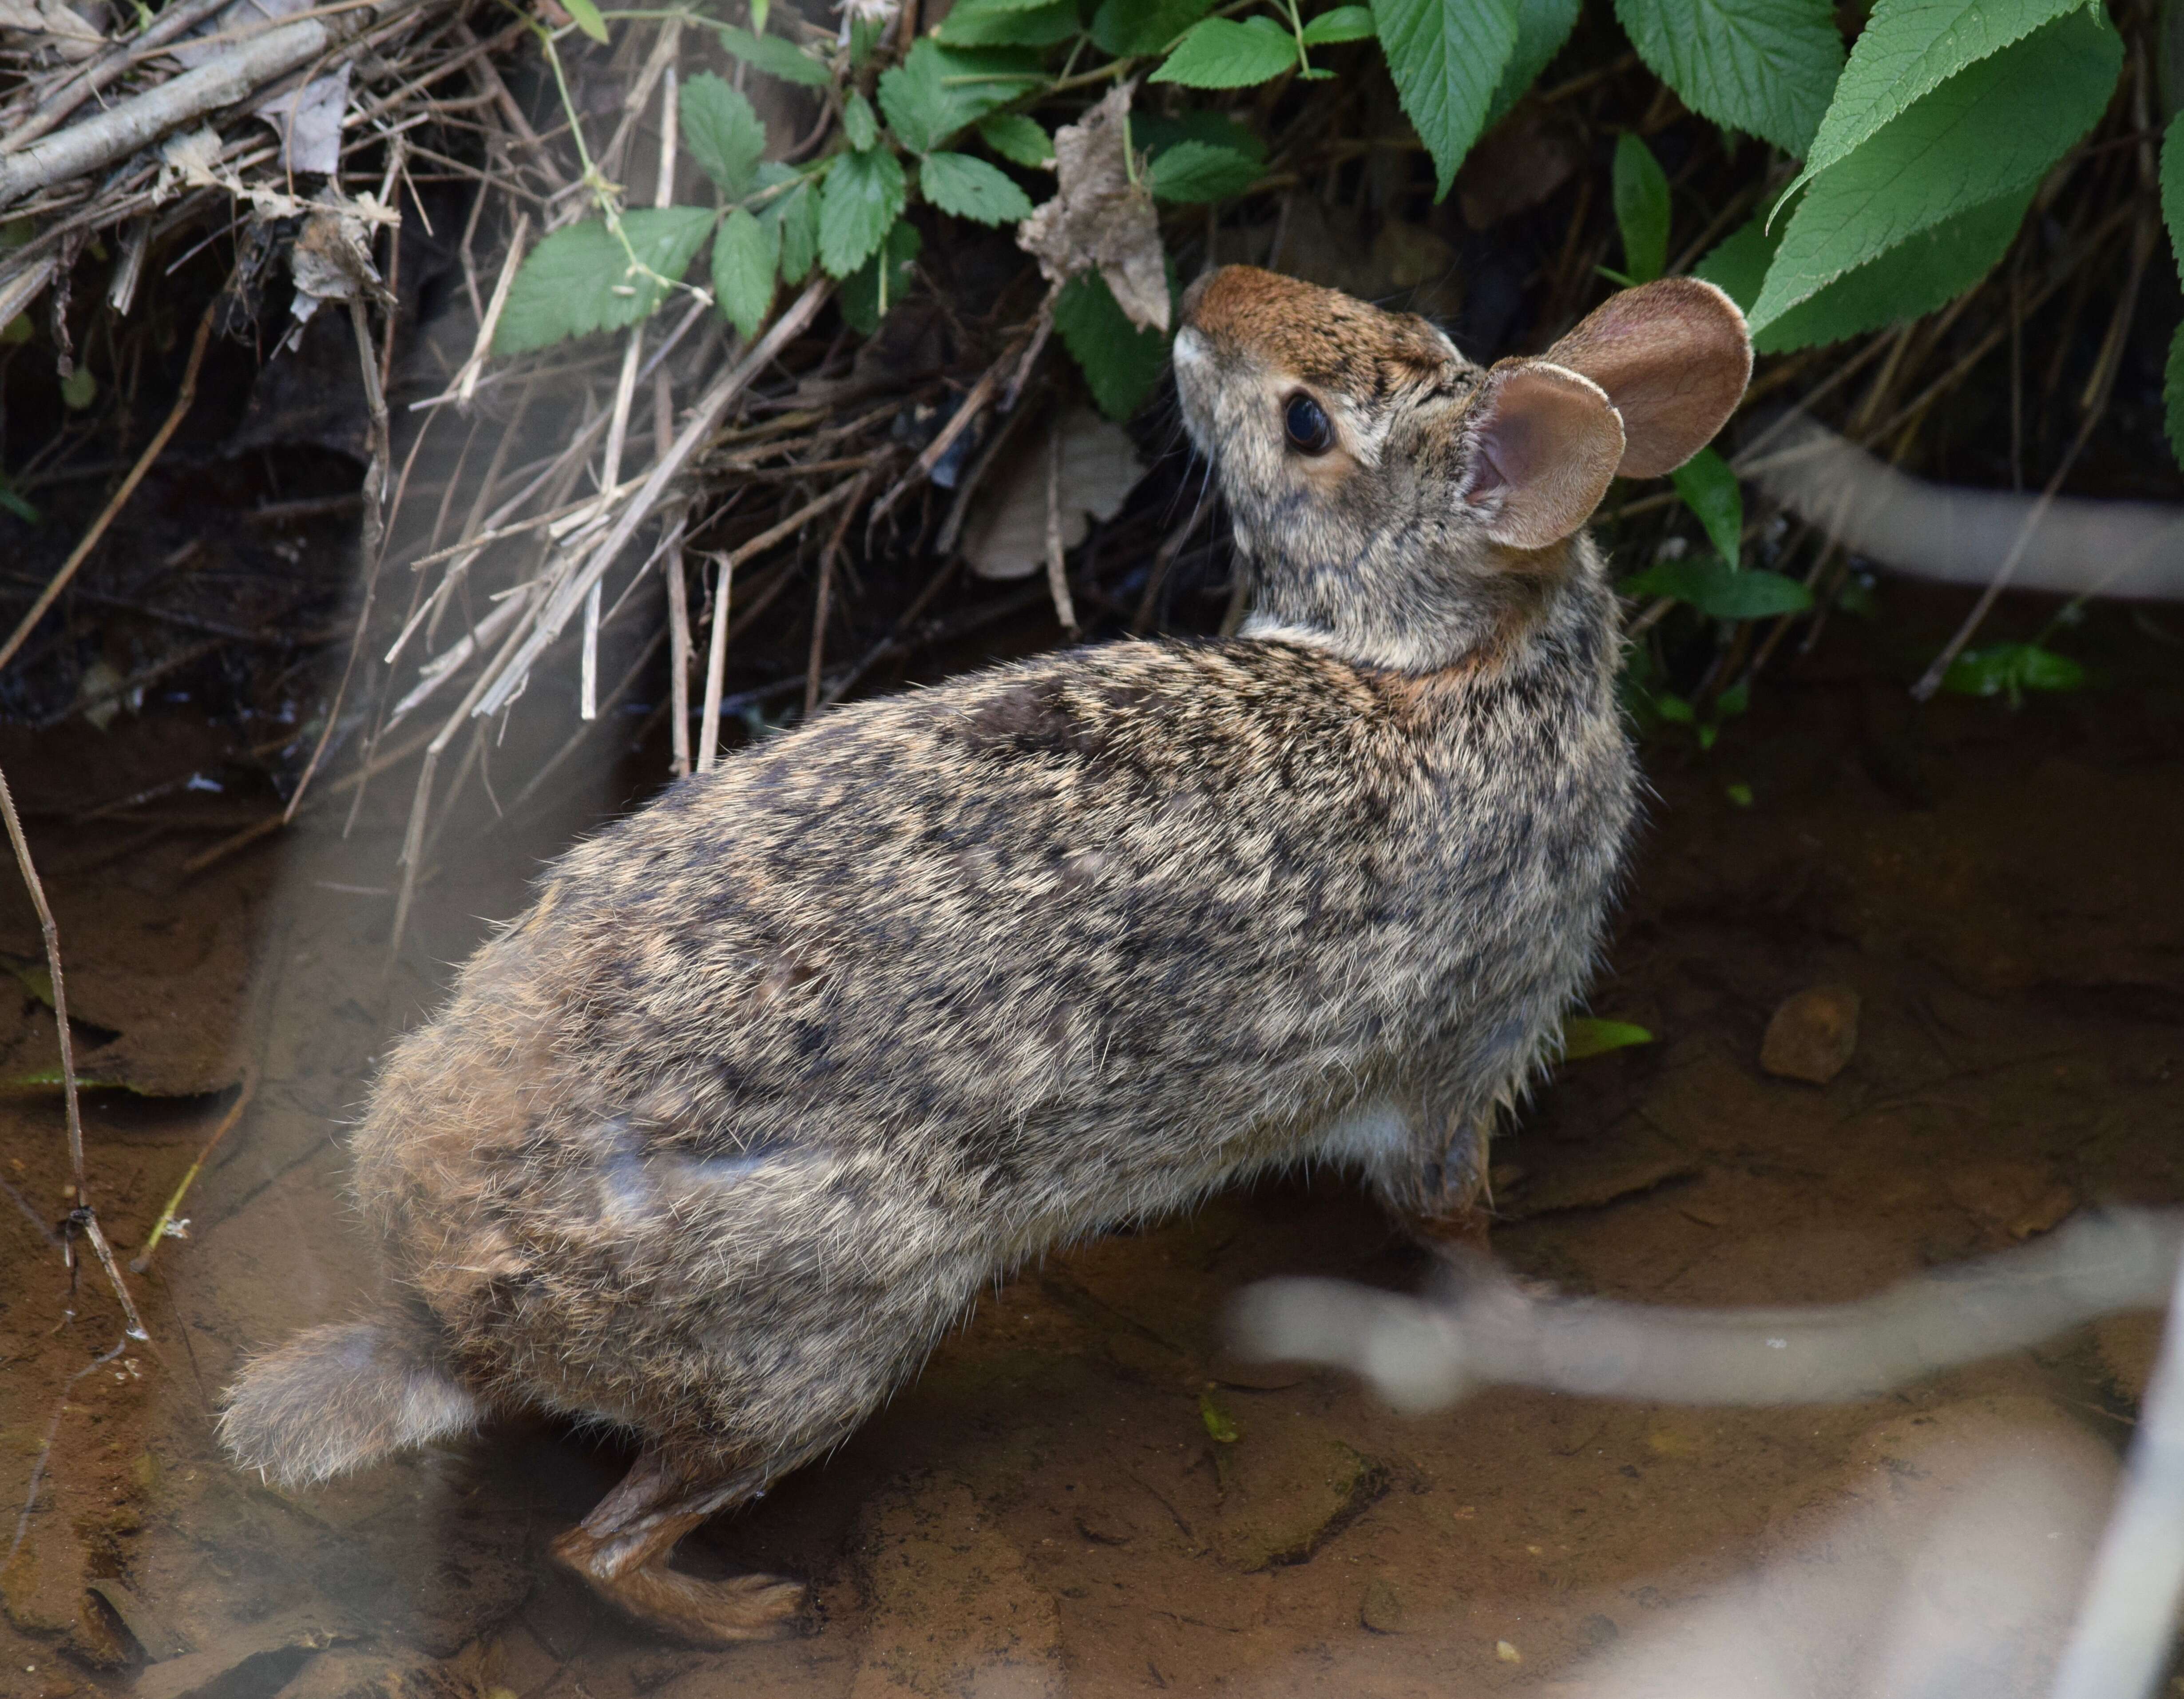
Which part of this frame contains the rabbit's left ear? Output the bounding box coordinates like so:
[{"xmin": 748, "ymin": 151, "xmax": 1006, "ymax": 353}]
[{"xmin": 1543, "ymin": 277, "xmax": 1752, "ymax": 478}]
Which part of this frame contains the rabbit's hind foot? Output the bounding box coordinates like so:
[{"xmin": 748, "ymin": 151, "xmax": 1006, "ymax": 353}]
[{"xmin": 551, "ymin": 1449, "xmax": 805, "ymax": 1648}]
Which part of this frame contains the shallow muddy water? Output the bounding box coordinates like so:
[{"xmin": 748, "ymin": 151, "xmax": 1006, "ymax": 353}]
[{"xmin": 2, "ymin": 586, "xmax": 2182, "ymax": 1699}]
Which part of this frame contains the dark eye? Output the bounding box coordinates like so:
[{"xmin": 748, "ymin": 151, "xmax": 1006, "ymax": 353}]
[{"xmin": 1283, "ymin": 392, "xmax": 1335, "ymax": 456}]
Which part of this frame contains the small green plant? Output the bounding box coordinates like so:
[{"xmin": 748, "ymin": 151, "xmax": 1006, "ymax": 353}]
[{"xmin": 490, "ymin": 0, "xmax": 2125, "ymax": 432}]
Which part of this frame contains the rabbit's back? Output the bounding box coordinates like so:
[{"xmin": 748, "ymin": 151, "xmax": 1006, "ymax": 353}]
[{"xmin": 353, "ymin": 618, "xmax": 1629, "ymax": 1458}]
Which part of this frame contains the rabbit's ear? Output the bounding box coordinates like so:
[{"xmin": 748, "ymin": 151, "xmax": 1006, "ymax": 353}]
[
  {"xmin": 1542, "ymin": 277, "xmax": 1752, "ymax": 479},
  {"xmin": 1461, "ymin": 360, "xmax": 1628, "ymax": 551}
]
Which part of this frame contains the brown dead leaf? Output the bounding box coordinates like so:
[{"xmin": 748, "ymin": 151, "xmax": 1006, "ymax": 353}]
[
  {"xmin": 1018, "ymin": 82, "xmax": 1168, "ymax": 333},
  {"xmin": 963, "ymin": 405, "xmax": 1143, "ymax": 579}
]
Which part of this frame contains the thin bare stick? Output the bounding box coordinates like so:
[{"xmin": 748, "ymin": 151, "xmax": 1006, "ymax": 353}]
[
  {"xmin": 696, "ymin": 554, "xmax": 733, "ymax": 773},
  {"xmin": 0, "ymin": 289, "xmax": 219, "ymax": 675},
  {"xmin": 453, "ymin": 210, "xmax": 528, "ymax": 409},
  {"xmin": 1044, "ymin": 416, "xmax": 1077, "ymax": 636},
  {"xmin": 0, "ymin": 763, "xmax": 148, "ymax": 1342}
]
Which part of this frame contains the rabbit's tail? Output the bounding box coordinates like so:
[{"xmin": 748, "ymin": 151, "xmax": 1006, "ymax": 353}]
[{"xmin": 218, "ymin": 1307, "xmax": 478, "ymax": 1489}]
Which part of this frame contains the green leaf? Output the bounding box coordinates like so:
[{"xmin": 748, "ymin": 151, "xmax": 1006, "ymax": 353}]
[
  {"xmin": 1133, "ymin": 110, "xmax": 1266, "ymax": 161},
  {"xmin": 1693, "ymin": 205, "xmax": 1777, "ymax": 313},
  {"xmin": 712, "ymin": 208, "xmax": 779, "ymax": 338},
  {"xmin": 1560, "ymin": 1017, "xmax": 1654, "ymax": 1060},
  {"xmin": 1940, "ymin": 642, "xmax": 2085, "ymax": 704},
  {"xmin": 2167, "ymin": 324, "xmax": 2184, "ymax": 470},
  {"xmin": 979, "ymin": 113, "xmax": 1054, "ymax": 167},
  {"xmin": 1152, "ymin": 16, "xmax": 1300, "ymax": 87},
  {"xmin": 879, "ymin": 40, "xmax": 1041, "ymax": 154},
  {"xmin": 1374, "ymin": 0, "xmax": 1519, "ymax": 197},
  {"xmin": 59, "ymin": 366, "xmax": 95, "ymax": 410},
  {"xmin": 1198, "ymin": 1390, "xmax": 1240, "ymax": 1443},
  {"xmin": 493, "ymin": 208, "xmax": 715, "ymax": 354},
  {"xmin": 818, "ymin": 147, "xmax": 907, "ymax": 277},
  {"xmin": 1621, "ymin": 556, "xmax": 1813, "ymax": 619},
  {"xmin": 838, "ymin": 219, "xmax": 922, "ymax": 334},
  {"xmin": 1302, "ymin": 3, "xmax": 1375, "ymax": 44},
  {"xmin": 1487, "ymin": 0, "xmax": 1582, "ymax": 123},
  {"xmin": 2163, "ymin": 111, "xmax": 2184, "ymax": 287},
  {"xmin": 1754, "ymin": 182, "xmax": 2032, "ymax": 351},
  {"xmin": 1749, "ymin": 10, "xmax": 2118, "ymax": 335},
  {"xmin": 1669, "ymin": 447, "xmax": 1741, "ymax": 567},
  {"xmin": 0, "ymin": 474, "xmax": 37, "ymax": 525},
  {"xmin": 843, "ymin": 90, "xmax": 879, "ymax": 153},
  {"xmin": 561, "ymin": 0, "xmax": 608, "ymax": 44},
  {"xmin": 712, "ymin": 23, "xmax": 833, "ymax": 87},
  {"xmin": 1787, "ymin": 0, "xmax": 2085, "ymax": 205},
  {"xmin": 1090, "ymin": 0, "xmax": 1213, "ymax": 55},
  {"xmin": 765, "ymin": 179, "xmax": 819, "ymax": 283},
  {"xmin": 939, "ymin": 0, "xmax": 1080, "ymax": 45},
  {"xmin": 1055, "ymin": 269, "xmax": 1171, "ymax": 420},
  {"xmin": 1148, "ymin": 139, "xmax": 1262, "ymax": 201},
  {"xmin": 1611, "ymin": 132, "xmax": 1670, "ymax": 285},
  {"xmin": 920, "ymin": 150, "xmax": 1036, "ymax": 223},
  {"xmin": 1612, "ymin": 0, "xmax": 1841, "ymax": 157},
  {"xmin": 680, "ymin": 74, "xmax": 767, "ymax": 198}
]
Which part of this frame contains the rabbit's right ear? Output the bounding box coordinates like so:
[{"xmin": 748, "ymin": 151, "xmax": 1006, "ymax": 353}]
[{"xmin": 1459, "ymin": 360, "xmax": 1628, "ymax": 552}]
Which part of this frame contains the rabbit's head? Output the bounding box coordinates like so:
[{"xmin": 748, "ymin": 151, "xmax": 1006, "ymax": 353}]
[{"xmin": 1173, "ymin": 267, "xmax": 1751, "ymax": 671}]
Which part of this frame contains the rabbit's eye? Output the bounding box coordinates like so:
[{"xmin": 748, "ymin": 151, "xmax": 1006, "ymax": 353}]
[{"xmin": 1283, "ymin": 393, "xmax": 1335, "ymax": 456}]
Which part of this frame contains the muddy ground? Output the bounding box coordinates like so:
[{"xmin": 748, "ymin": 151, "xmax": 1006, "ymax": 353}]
[{"xmin": 0, "ymin": 580, "xmax": 2181, "ymax": 1699}]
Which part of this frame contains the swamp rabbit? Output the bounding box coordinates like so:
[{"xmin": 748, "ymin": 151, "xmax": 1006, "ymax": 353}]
[{"xmin": 221, "ymin": 265, "xmax": 1751, "ymax": 1645}]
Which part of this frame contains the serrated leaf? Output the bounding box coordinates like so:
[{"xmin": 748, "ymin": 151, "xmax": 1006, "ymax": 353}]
[
  {"xmin": 979, "ymin": 113, "xmax": 1054, "ymax": 167},
  {"xmin": 1147, "ymin": 139, "xmax": 1261, "ymax": 202},
  {"xmin": 680, "ymin": 74, "xmax": 766, "ymax": 198},
  {"xmin": 494, "ymin": 208, "xmax": 715, "ymax": 355},
  {"xmin": 1751, "ymin": 182, "xmax": 2031, "ymax": 351},
  {"xmin": 713, "ymin": 23, "xmax": 834, "ymax": 87},
  {"xmin": 921, "ymin": 150, "xmax": 1036, "ymax": 223},
  {"xmin": 1487, "ymin": 0, "xmax": 1581, "ymax": 123},
  {"xmin": 1560, "ymin": 1017, "xmax": 1654, "ymax": 1060},
  {"xmin": 1621, "ymin": 556, "xmax": 1812, "ymax": 618},
  {"xmin": 939, "ymin": 0, "xmax": 1079, "ymax": 45},
  {"xmin": 1669, "ymin": 448, "xmax": 1742, "ymax": 567},
  {"xmin": 1375, "ymin": 0, "xmax": 1519, "ymax": 196},
  {"xmin": 1787, "ymin": 0, "xmax": 2081, "ymax": 205},
  {"xmin": 1612, "ymin": 131, "xmax": 1670, "ymax": 284},
  {"xmin": 1613, "ymin": 0, "xmax": 1841, "ymax": 157},
  {"xmin": 839, "ymin": 219, "xmax": 922, "ymax": 334},
  {"xmin": 1055, "ymin": 269, "xmax": 1170, "ymax": 420},
  {"xmin": 1748, "ymin": 9, "xmax": 2117, "ymax": 334},
  {"xmin": 879, "ymin": 40, "xmax": 1042, "ymax": 154},
  {"xmin": 1941, "ymin": 642, "xmax": 2084, "ymax": 703},
  {"xmin": 562, "ymin": 0, "xmax": 608, "ymax": 44},
  {"xmin": 765, "ymin": 179, "xmax": 819, "ymax": 282},
  {"xmin": 1090, "ymin": 0, "xmax": 1213, "ymax": 55},
  {"xmin": 2167, "ymin": 323, "xmax": 2184, "ymax": 470},
  {"xmin": 819, "ymin": 147, "xmax": 907, "ymax": 276},
  {"xmin": 1302, "ymin": 3, "xmax": 1375, "ymax": 44},
  {"xmin": 2164, "ymin": 112, "xmax": 2184, "ymax": 286},
  {"xmin": 844, "ymin": 91, "xmax": 880, "ymax": 151},
  {"xmin": 1151, "ymin": 16, "xmax": 1300, "ymax": 87},
  {"xmin": 712, "ymin": 208, "xmax": 778, "ymax": 338}
]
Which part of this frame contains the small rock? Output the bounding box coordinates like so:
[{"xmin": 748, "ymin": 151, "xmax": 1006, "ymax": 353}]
[
  {"xmin": 87, "ymin": 1578, "xmax": 191, "ymax": 1659},
  {"xmin": 1759, "ymin": 985, "xmax": 1861, "ymax": 1085},
  {"xmin": 1494, "ymin": 1640, "xmax": 1522, "ymax": 1664},
  {"xmin": 1212, "ymin": 1423, "xmax": 1387, "ymax": 1572},
  {"xmin": 1360, "ymin": 1577, "xmax": 1406, "ymax": 1634},
  {"xmin": 1072, "ymin": 1507, "xmax": 1136, "ymax": 1547}
]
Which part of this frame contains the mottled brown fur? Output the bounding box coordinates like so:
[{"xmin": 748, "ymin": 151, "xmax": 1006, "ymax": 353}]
[{"xmin": 220, "ymin": 267, "xmax": 1750, "ymax": 1646}]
